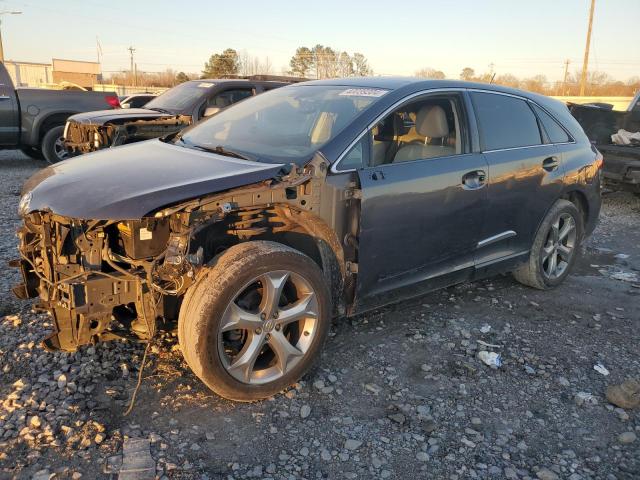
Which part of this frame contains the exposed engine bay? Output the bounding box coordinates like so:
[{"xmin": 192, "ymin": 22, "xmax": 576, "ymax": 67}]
[
  {"xmin": 13, "ymin": 157, "xmax": 355, "ymax": 352},
  {"xmin": 64, "ymin": 115, "xmax": 192, "ymax": 154}
]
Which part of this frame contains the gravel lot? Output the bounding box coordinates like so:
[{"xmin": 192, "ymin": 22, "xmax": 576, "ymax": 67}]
[{"xmin": 0, "ymin": 150, "xmax": 638, "ymax": 480}]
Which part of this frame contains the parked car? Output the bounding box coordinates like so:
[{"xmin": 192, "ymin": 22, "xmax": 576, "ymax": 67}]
[
  {"xmin": 14, "ymin": 78, "xmax": 602, "ymax": 401},
  {"xmin": 63, "ymin": 78, "xmax": 292, "ymax": 157},
  {"xmin": 569, "ymin": 90, "xmax": 640, "ymax": 194},
  {"xmin": 0, "ymin": 61, "xmax": 120, "ymax": 163},
  {"xmin": 119, "ymin": 93, "xmax": 157, "ymax": 109}
]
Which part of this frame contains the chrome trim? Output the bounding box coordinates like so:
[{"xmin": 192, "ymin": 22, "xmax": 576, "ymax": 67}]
[
  {"xmin": 331, "ymin": 86, "xmax": 578, "ymax": 173},
  {"xmin": 482, "ymin": 143, "xmax": 556, "ymax": 154},
  {"xmin": 332, "ymin": 87, "xmax": 468, "ymax": 173},
  {"xmin": 477, "ymin": 230, "xmax": 517, "ymax": 248}
]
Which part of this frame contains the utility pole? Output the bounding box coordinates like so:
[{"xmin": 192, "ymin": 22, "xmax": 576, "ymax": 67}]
[
  {"xmin": 562, "ymin": 59, "xmax": 570, "ymax": 95},
  {"xmin": 579, "ymin": 0, "xmax": 596, "ymax": 96},
  {"xmin": 128, "ymin": 46, "xmax": 136, "ymax": 86},
  {"xmin": 0, "ymin": 10, "xmax": 22, "ymax": 63}
]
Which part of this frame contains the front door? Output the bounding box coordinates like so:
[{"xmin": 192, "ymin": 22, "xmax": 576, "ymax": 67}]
[{"xmin": 354, "ymin": 93, "xmax": 488, "ymax": 309}]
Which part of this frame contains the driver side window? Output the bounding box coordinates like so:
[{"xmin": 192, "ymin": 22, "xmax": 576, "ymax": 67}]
[
  {"xmin": 201, "ymin": 88, "xmax": 254, "ymax": 118},
  {"xmin": 370, "ymin": 95, "xmax": 465, "ymax": 166}
]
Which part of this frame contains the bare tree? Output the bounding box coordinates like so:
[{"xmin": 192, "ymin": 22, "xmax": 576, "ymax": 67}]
[
  {"xmin": 460, "ymin": 67, "xmax": 476, "ymax": 81},
  {"xmin": 238, "ymin": 50, "xmax": 274, "ymax": 76},
  {"xmin": 288, "ymin": 46, "xmax": 372, "ymax": 78},
  {"xmin": 415, "ymin": 68, "xmax": 446, "ymax": 79}
]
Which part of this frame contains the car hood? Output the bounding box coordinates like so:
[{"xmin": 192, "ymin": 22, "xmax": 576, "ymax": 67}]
[
  {"xmin": 68, "ymin": 108, "xmax": 178, "ymax": 125},
  {"xmin": 22, "ymin": 140, "xmax": 286, "ymax": 220}
]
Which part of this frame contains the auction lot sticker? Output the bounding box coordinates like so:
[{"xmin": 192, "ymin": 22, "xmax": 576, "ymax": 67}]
[{"xmin": 339, "ymin": 88, "xmax": 389, "ymax": 97}]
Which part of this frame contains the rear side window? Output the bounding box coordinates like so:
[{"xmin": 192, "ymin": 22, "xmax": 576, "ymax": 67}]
[
  {"xmin": 471, "ymin": 92, "xmax": 542, "ymax": 151},
  {"xmin": 531, "ymin": 103, "xmax": 571, "ymax": 143}
]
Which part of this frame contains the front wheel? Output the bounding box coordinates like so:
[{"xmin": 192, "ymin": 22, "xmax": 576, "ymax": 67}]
[
  {"xmin": 178, "ymin": 241, "xmax": 331, "ymax": 401},
  {"xmin": 41, "ymin": 126, "xmax": 69, "ymax": 164},
  {"xmin": 513, "ymin": 199, "xmax": 584, "ymax": 289}
]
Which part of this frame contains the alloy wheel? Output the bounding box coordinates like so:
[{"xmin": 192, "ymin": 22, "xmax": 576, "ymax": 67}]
[
  {"xmin": 53, "ymin": 136, "xmax": 69, "ymax": 162},
  {"xmin": 541, "ymin": 213, "xmax": 577, "ymax": 280},
  {"xmin": 218, "ymin": 270, "xmax": 319, "ymax": 385}
]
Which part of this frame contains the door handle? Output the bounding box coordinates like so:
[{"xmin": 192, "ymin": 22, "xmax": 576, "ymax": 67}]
[
  {"xmin": 542, "ymin": 156, "xmax": 560, "ymax": 172},
  {"xmin": 462, "ymin": 170, "xmax": 486, "ymax": 190},
  {"xmin": 369, "ymin": 170, "xmax": 385, "ymax": 181}
]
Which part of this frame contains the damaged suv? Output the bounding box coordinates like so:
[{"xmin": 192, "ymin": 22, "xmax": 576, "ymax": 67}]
[
  {"xmin": 63, "ymin": 78, "xmax": 290, "ymax": 157},
  {"xmin": 15, "ymin": 78, "xmax": 602, "ymax": 401}
]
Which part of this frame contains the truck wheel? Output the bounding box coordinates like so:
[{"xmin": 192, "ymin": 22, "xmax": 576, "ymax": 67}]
[
  {"xmin": 513, "ymin": 199, "xmax": 584, "ymax": 290},
  {"xmin": 178, "ymin": 241, "xmax": 331, "ymax": 401},
  {"xmin": 41, "ymin": 126, "xmax": 69, "ymax": 164},
  {"xmin": 19, "ymin": 147, "xmax": 44, "ymax": 160}
]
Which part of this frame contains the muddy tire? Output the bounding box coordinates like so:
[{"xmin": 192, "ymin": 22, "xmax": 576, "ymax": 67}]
[
  {"xmin": 513, "ymin": 199, "xmax": 584, "ymax": 290},
  {"xmin": 41, "ymin": 126, "xmax": 69, "ymax": 164},
  {"xmin": 178, "ymin": 241, "xmax": 331, "ymax": 401}
]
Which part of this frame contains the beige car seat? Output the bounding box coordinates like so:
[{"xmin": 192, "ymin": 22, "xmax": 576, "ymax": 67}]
[{"xmin": 394, "ymin": 105, "xmax": 455, "ymax": 162}]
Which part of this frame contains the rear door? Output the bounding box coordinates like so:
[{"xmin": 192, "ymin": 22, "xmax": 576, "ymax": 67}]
[
  {"xmin": 0, "ymin": 64, "xmax": 19, "ymax": 145},
  {"xmin": 470, "ymin": 91, "xmax": 565, "ymax": 267},
  {"xmin": 352, "ymin": 91, "xmax": 489, "ymax": 308}
]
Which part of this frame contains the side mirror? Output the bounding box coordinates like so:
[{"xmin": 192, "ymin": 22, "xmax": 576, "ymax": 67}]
[
  {"xmin": 121, "ymin": 103, "xmax": 131, "ymax": 109},
  {"xmin": 203, "ymin": 106, "xmax": 221, "ymax": 117}
]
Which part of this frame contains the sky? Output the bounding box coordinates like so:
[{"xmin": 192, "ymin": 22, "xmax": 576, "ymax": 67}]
[{"xmin": 1, "ymin": 0, "xmax": 639, "ymax": 82}]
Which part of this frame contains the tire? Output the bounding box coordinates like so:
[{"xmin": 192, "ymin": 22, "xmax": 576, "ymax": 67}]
[
  {"xmin": 41, "ymin": 125, "xmax": 69, "ymax": 164},
  {"xmin": 513, "ymin": 199, "xmax": 584, "ymax": 290},
  {"xmin": 178, "ymin": 241, "xmax": 331, "ymax": 401},
  {"xmin": 20, "ymin": 147, "xmax": 44, "ymax": 160}
]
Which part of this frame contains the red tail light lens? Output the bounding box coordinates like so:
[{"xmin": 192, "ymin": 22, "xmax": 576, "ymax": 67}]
[{"xmin": 105, "ymin": 96, "xmax": 121, "ymax": 109}]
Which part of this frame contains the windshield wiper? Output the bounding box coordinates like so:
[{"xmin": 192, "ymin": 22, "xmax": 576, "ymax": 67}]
[
  {"xmin": 148, "ymin": 107, "xmax": 173, "ymax": 114},
  {"xmin": 190, "ymin": 144, "xmax": 251, "ymax": 161}
]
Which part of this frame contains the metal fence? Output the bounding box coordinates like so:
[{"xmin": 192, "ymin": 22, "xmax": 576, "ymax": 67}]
[{"xmin": 92, "ymin": 84, "xmax": 168, "ymax": 96}]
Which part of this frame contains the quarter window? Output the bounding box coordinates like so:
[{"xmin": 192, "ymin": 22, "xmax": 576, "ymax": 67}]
[
  {"xmin": 339, "ymin": 136, "xmax": 367, "ymax": 170},
  {"xmin": 471, "ymin": 92, "xmax": 542, "ymax": 151},
  {"xmin": 531, "ymin": 103, "xmax": 571, "ymax": 144}
]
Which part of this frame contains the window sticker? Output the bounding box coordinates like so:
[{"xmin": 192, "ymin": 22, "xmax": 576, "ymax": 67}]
[
  {"xmin": 197, "ymin": 82, "xmax": 213, "ymax": 88},
  {"xmin": 339, "ymin": 88, "xmax": 389, "ymax": 98}
]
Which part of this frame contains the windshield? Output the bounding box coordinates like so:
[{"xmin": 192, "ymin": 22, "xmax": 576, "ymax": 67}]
[
  {"xmin": 177, "ymin": 85, "xmax": 388, "ymax": 163},
  {"xmin": 145, "ymin": 81, "xmax": 213, "ymax": 113}
]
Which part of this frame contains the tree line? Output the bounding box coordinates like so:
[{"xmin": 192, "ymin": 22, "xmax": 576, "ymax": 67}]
[
  {"xmin": 107, "ymin": 50, "xmax": 638, "ymax": 97},
  {"xmin": 416, "ymin": 67, "xmax": 640, "ymax": 97},
  {"xmin": 200, "ymin": 45, "xmax": 372, "ymax": 79}
]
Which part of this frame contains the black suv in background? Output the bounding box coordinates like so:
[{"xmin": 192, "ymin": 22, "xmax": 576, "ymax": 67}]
[
  {"xmin": 63, "ymin": 77, "xmax": 295, "ymax": 157},
  {"xmin": 16, "ymin": 78, "xmax": 601, "ymax": 402}
]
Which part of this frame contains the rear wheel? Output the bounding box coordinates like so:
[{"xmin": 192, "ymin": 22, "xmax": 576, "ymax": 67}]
[
  {"xmin": 178, "ymin": 241, "xmax": 331, "ymax": 401},
  {"xmin": 41, "ymin": 126, "xmax": 69, "ymax": 164},
  {"xmin": 513, "ymin": 199, "xmax": 583, "ymax": 289}
]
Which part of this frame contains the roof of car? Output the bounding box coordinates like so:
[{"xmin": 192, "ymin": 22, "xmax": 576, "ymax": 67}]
[
  {"xmin": 185, "ymin": 78, "xmax": 289, "ymax": 85},
  {"xmin": 296, "ymin": 76, "xmax": 547, "ymax": 100}
]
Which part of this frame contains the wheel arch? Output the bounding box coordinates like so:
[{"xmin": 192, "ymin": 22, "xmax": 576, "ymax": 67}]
[
  {"xmin": 30, "ymin": 111, "xmax": 77, "ymax": 145},
  {"xmin": 561, "ymin": 189, "xmax": 589, "ymax": 227},
  {"xmin": 194, "ymin": 204, "xmax": 347, "ymax": 316}
]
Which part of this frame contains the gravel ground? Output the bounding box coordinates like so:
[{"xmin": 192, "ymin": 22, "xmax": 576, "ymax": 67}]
[{"xmin": 0, "ymin": 150, "xmax": 638, "ymax": 480}]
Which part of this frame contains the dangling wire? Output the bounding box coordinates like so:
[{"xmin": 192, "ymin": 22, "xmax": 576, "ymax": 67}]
[{"xmin": 124, "ymin": 340, "xmax": 151, "ymax": 417}]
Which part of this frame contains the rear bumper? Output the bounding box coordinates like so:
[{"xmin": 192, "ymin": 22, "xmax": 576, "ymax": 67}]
[{"xmin": 599, "ymin": 145, "xmax": 640, "ymax": 192}]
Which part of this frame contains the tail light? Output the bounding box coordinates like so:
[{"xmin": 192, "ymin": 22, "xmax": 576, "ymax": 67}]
[
  {"xmin": 595, "ymin": 150, "xmax": 604, "ymax": 170},
  {"xmin": 105, "ymin": 96, "xmax": 121, "ymax": 109}
]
